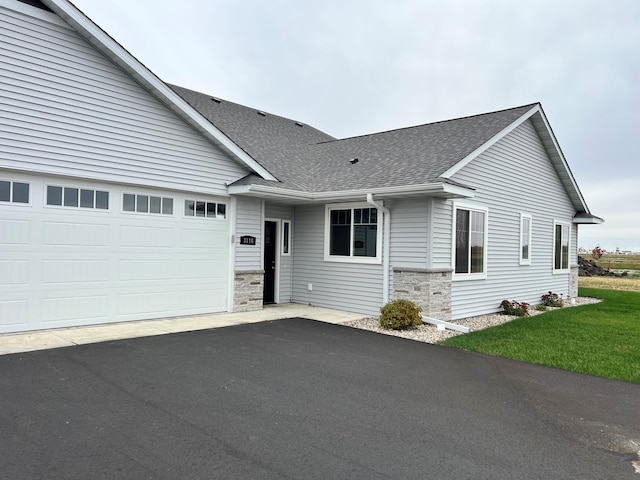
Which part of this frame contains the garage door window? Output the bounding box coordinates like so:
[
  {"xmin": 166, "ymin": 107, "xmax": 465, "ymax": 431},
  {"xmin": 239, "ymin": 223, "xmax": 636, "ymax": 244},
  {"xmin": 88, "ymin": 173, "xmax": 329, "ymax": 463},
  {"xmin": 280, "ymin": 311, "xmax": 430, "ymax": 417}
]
[
  {"xmin": 0, "ymin": 180, "xmax": 30, "ymax": 204},
  {"xmin": 123, "ymin": 193, "xmax": 173, "ymax": 215},
  {"xmin": 185, "ymin": 200, "xmax": 226, "ymax": 219},
  {"xmin": 47, "ymin": 186, "xmax": 109, "ymax": 209}
]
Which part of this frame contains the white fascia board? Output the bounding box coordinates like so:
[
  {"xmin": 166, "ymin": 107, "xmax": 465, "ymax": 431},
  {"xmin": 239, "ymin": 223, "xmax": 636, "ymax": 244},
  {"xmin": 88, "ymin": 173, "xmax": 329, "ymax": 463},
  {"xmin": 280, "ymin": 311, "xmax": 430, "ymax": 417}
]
[
  {"xmin": 41, "ymin": 0, "xmax": 277, "ymax": 182},
  {"xmin": 228, "ymin": 182, "xmax": 475, "ymax": 203},
  {"xmin": 440, "ymin": 104, "xmax": 541, "ymax": 179}
]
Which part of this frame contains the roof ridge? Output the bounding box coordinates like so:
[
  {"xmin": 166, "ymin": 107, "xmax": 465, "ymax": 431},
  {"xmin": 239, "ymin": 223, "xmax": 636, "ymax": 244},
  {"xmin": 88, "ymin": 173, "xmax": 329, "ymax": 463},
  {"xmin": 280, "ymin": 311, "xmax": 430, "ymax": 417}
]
[{"xmin": 315, "ymin": 102, "xmax": 540, "ymax": 145}]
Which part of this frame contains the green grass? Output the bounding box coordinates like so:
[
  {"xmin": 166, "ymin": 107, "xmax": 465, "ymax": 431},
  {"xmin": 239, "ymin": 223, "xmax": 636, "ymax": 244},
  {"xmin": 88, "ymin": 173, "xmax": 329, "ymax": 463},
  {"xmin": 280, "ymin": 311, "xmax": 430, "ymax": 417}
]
[{"xmin": 440, "ymin": 288, "xmax": 640, "ymax": 383}]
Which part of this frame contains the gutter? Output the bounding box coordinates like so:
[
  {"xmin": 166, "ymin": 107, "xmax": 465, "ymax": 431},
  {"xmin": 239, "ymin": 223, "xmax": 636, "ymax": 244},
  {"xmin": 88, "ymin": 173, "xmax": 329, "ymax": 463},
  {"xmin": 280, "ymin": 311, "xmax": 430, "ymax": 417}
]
[
  {"xmin": 366, "ymin": 193, "xmax": 391, "ymax": 305},
  {"xmin": 229, "ymin": 182, "xmax": 475, "ymax": 203}
]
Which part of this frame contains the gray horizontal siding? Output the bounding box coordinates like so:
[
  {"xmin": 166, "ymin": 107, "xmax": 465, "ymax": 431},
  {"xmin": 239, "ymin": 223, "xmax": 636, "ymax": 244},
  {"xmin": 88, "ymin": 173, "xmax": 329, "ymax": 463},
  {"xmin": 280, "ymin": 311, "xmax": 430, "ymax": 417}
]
[
  {"xmin": 0, "ymin": 5, "xmax": 247, "ymax": 195},
  {"xmin": 291, "ymin": 205, "xmax": 383, "ymax": 315},
  {"xmin": 448, "ymin": 119, "xmax": 577, "ymax": 319},
  {"xmin": 431, "ymin": 198, "xmax": 453, "ymax": 269},
  {"xmin": 235, "ymin": 197, "xmax": 262, "ymax": 271},
  {"xmin": 389, "ymin": 198, "xmax": 428, "ymax": 269}
]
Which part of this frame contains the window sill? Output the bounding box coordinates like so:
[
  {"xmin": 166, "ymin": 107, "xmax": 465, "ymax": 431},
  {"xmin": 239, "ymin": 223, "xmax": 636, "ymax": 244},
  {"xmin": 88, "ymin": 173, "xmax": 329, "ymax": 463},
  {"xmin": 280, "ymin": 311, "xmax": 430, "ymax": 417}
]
[
  {"xmin": 452, "ymin": 272, "xmax": 487, "ymax": 281},
  {"xmin": 552, "ymin": 269, "xmax": 570, "ymax": 275},
  {"xmin": 324, "ymin": 255, "xmax": 382, "ymax": 265}
]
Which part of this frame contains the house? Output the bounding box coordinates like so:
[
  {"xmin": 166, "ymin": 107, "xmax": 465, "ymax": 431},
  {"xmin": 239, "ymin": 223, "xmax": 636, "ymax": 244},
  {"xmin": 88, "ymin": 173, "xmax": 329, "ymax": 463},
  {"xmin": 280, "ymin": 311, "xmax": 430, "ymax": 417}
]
[{"xmin": 0, "ymin": 0, "xmax": 602, "ymax": 334}]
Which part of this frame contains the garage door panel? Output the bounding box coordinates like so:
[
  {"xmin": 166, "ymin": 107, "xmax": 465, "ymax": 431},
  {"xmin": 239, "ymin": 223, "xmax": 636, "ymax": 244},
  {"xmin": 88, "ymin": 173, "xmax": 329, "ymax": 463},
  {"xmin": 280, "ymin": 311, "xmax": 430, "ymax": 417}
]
[
  {"xmin": 41, "ymin": 295, "xmax": 108, "ymax": 323},
  {"xmin": 43, "ymin": 221, "xmax": 109, "ymax": 246},
  {"xmin": 0, "ymin": 299, "xmax": 28, "ymax": 327},
  {"xmin": 41, "ymin": 259, "xmax": 110, "ymax": 284},
  {"xmin": 120, "ymin": 224, "xmax": 174, "ymax": 248},
  {"xmin": 0, "ymin": 219, "xmax": 29, "ymax": 244},
  {"xmin": 181, "ymin": 227, "xmax": 226, "ymax": 248},
  {"xmin": 0, "ymin": 260, "xmax": 29, "ymax": 285},
  {"xmin": 179, "ymin": 287, "xmax": 226, "ymax": 311},
  {"xmin": 116, "ymin": 291, "xmax": 174, "ymax": 316},
  {"xmin": 179, "ymin": 259, "xmax": 226, "ymax": 280},
  {"xmin": 118, "ymin": 259, "xmax": 173, "ymax": 281}
]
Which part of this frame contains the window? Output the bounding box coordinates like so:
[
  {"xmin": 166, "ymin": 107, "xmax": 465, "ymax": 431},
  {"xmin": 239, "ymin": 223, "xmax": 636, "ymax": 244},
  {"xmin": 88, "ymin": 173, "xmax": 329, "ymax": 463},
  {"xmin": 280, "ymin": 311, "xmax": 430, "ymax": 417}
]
[
  {"xmin": 184, "ymin": 199, "xmax": 226, "ymax": 219},
  {"xmin": 0, "ymin": 180, "xmax": 29, "ymax": 204},
  {"xmin": 282, "ymin": 220, "xmax": 291, "ymax": 255},
  {"xmin": 553, "ymin": 222, "xmax": 570, "ymax": 272},
  {"xmin": 324, "ymin": 203, "xmax": 382, "ymax": 263},
  {"xmin": 520, "ymin": 214, "xmax": 532, "ymax": 265},
  {"xmin": 453, "ymin": 204, "xmax": 488, "ymax": 277},
  {"xmin": 123, "ymin": 193, "xmax": 173, "ymax": 215},
  {"xmin": 47, "ymin": 186, "xmax": 109, "ymax": 209}
]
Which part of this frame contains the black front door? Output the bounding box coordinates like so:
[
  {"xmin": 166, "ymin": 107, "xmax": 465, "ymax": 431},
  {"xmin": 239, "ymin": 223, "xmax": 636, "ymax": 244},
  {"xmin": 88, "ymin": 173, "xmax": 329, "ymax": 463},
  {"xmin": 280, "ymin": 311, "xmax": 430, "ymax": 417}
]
[{"xmin": 263, "ymin": 221, "xmax": 277, "ymax": 304}]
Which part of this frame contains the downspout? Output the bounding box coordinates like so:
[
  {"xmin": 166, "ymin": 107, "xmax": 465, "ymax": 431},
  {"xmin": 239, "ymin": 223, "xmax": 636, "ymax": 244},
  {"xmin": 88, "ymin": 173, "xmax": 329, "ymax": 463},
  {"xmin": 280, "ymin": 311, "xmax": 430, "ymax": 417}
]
[{"xmin": 366, "ymin": 193, "xmax": 391, "ymax": 305}]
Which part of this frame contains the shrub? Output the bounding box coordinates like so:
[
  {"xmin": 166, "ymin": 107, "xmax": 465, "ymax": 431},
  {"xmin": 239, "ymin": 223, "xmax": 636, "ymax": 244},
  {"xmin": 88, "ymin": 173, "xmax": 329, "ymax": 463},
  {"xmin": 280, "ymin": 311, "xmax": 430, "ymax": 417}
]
[
  {"xmin": 500, "ymin": 300, "xmax": 530, "ymax": 316},
  {"xmin": 379, "ymin": 299, "xmax": 423, "ymax": 330},
  {"xmin": 541, "ymin": 291, "xmax": 563, "ymax": 308},
  {"xmin": 534, "ymin": 304, "xmax": 548, "ymax": 311}
]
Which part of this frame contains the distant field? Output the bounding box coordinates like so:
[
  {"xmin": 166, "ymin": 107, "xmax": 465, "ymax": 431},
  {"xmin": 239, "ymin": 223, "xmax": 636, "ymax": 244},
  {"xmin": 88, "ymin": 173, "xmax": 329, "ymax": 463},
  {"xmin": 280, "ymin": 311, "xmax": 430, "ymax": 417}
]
[
  {"xmin": 579, "ymin": 276, "xmax": 640, "ymax": 292},
  {"xmin": 580, "ymin": 253, "xmax": 640, "ymax": 272}
]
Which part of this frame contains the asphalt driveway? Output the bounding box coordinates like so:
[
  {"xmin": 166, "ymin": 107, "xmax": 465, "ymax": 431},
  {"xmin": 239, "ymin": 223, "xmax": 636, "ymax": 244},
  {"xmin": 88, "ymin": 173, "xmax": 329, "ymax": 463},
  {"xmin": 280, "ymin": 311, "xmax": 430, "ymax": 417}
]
[{"xmin": 1, "ymin": 318, "xmax": 638, "ymax": 479}]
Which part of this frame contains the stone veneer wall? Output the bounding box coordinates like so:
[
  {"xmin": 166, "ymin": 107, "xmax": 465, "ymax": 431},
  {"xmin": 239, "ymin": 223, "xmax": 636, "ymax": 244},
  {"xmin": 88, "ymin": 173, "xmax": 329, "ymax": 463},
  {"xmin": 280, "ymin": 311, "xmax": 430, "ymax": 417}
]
[
  {"xmin": 234, "ymin": 270, "xmax": 264, "ymax": 312},
  {"xmin": 570, "ymin": 264, "xmax": 579, "ymax": 300},
  {"xmin": 392, "ymin": 267, "xmax": 452, "ymax": 321}
]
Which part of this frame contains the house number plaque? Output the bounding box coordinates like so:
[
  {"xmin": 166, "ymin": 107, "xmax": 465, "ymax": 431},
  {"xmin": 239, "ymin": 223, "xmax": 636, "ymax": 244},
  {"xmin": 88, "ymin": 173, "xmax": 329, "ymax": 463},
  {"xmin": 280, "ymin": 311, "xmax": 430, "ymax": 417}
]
[{"xmin": 240, "ymin": 235, "xmax": 257, "ymax": 245}]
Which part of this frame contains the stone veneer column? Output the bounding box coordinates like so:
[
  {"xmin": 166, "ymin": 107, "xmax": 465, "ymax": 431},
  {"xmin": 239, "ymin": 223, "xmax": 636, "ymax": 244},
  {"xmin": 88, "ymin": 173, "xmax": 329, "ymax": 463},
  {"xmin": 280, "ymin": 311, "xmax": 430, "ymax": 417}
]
[
  {"xmin": 392, "ymin": 267, "xmax": 452, "ymax": 321},
  {"xmin": 569, "ymin": 264, "xmax": 579, "ymax": 300},
  {"xmin": 233, "ymin": 270, "xmax": 264, "ymax": 312}
]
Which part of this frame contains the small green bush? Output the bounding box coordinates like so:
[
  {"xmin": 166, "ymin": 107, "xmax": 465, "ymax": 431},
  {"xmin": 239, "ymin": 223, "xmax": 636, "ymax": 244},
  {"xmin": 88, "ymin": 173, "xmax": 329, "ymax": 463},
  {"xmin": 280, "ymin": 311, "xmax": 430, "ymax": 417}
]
[
  {"xmin": 500, "ymin": 300, "xmax": 530, "ymax": 316},
  {"xmin": 379, "ymin": 299, "xmax": 423, "ymax": 330},
  {"xmin": 541, "ymin": 291, "xmax": 563, "ymax": 308},
  {"xmin": 534, "ymin": 304, "xmax": 548, "ymax": 311}
]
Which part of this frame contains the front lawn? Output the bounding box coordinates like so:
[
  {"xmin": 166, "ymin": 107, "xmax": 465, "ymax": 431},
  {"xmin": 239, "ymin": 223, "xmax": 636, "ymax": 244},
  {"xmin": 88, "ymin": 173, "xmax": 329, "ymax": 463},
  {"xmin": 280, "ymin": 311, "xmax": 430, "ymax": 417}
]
[{"xmin": 440, "ymin": 288, "xmax": 640, "ymax": 383}]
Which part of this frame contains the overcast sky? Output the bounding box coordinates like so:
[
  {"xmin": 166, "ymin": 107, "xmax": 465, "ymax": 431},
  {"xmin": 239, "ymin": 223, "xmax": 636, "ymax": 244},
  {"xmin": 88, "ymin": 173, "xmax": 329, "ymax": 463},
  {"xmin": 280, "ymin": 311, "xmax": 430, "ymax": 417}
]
[{"xmin": 69, "ymin": 0, "xmax": 640, "ymax": 252}]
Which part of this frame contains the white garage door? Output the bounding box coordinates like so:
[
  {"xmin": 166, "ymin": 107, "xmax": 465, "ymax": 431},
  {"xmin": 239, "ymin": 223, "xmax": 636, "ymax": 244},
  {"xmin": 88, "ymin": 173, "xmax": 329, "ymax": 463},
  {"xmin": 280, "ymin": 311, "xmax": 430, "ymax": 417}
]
[{"xmin": 0, "ymin": 175, "xmax": 230, "ymax": 334}]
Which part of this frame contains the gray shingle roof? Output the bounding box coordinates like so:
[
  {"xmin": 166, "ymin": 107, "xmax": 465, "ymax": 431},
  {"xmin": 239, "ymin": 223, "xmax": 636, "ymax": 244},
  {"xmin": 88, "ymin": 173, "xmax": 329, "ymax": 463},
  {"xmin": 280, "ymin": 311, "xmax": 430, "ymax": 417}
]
[{"xmin": 170, "ymin": 84, "xmax": 536, "ymax": 193}]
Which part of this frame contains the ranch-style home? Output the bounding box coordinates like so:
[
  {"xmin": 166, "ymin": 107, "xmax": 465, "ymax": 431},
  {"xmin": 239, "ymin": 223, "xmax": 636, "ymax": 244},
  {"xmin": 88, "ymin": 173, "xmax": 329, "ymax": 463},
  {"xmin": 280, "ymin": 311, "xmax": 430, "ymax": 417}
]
[{"xmin": 0, "ymin": 0, "xmax": 602, "ymax": 334}]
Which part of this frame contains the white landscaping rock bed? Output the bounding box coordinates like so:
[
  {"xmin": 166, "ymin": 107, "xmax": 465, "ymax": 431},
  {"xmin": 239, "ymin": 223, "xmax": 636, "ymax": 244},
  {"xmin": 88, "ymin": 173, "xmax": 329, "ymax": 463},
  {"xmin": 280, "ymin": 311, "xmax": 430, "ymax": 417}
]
[{"xmin": 343, "ymin": 297, "xmax": 602, "ymax": 344}]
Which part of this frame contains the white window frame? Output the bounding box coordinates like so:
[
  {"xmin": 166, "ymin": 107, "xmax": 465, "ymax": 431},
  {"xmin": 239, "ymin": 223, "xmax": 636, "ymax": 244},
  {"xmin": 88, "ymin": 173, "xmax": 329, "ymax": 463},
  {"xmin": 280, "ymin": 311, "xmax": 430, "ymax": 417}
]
[
  {"xmin": 553, "ymin": 221, "xmax": 571, "ymax": 273},
  {"xmin": 520, "ymin": 214, "xmax": 532, "ymax": 265},
  {"xmin": 324, "ymin": 202, "xmax": 383, "ymax": 264},
  {"xmin": 452, "ymin": 202, "xmax": 489, "ymax": 280},
  {"xmin": 0, "ymin": 179, "xmax": 31, "ymax": 205},
  {"xmin": 281, "ymin": 220, "xmax": 292, "ymax": 256},
  {"xmin": 45, "ymin": 184, "xmax": 109, "ymax": 211},
  {"xmin": 122, "ymin": 193, "xmax": 173, "ymax": 215},
  {"xmin": 183, "ymin": 199, "xmax": 227, "ymax": 220}
]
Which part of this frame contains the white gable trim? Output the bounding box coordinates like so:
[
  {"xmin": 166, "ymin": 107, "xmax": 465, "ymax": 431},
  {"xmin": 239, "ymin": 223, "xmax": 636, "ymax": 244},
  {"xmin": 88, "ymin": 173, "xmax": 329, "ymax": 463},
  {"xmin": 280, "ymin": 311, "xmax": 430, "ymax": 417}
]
[
  {"xmin": 440, "ymin": 105, "xmax": 540, "ymax": 179},
  {"xmin": 441, "ymin": 104, "xmax": 594, "ymax": 216},
  {"xmin": 39, "ymin": 0, "xmax": 277, "ymax": 182}
]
